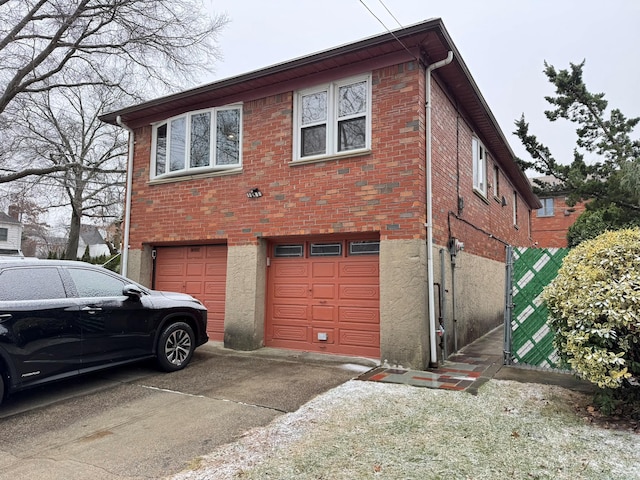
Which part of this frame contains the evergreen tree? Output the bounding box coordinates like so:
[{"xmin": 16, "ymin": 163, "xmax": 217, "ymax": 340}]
[{"xmin": 514, "ymin": 61, "xmax": 640, "ymax": 245}]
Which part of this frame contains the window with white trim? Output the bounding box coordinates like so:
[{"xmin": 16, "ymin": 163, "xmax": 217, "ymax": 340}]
[
  {"xmin": 537, "ymin": 198, "xmax": 554, "ymax": 217},
  {"xmin": 472, "ymin": 137, "xmax": 488, "ymax": 196},
  {"xmin": 0, "ymin": 228, "xmax": 7, "ymax": 242},
  {"xmin": 152, "ymin": 106, "xmax": 242, "ymax": 178},
  {"xmin": 513, "ymin": 190, "xmax": 518, "ymax": 226},
  {"xmin": 294, "ymin": 75, "xmax": 371, "ymax": 161},
  {"xmin": 492, "ymin": 165, "xmax": 500, "ymax": 198}
]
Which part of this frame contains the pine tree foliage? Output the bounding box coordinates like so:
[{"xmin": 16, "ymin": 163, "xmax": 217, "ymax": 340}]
[{"xmin": 514, "ymin": 61, "xmax": 640, "ymax": 245}]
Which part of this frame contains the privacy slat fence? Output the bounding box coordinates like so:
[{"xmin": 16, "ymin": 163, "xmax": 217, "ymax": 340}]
[{"xmin": 506, "ymin": 246, "xmax": 569, "ymax": 368}]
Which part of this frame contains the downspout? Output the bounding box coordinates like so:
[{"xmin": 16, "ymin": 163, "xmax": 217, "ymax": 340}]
[
  {"xmin": 425, "ymin": 51, "xmax": 453, "ymax": 368},
  {"xmin": 116, "ymin": 115, "xmax": 134, "ymax": 278}
]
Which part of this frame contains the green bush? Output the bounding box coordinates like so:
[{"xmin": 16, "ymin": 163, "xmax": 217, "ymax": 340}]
[{"xmin": 544, "ymin": 228, "xmax": 640, "ymax": 389}]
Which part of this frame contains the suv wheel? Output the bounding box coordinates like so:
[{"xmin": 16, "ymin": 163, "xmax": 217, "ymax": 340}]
[
  {"xmin": 157, "ymin": 322, "xmax": 195, "ymax": 372},
  {"xmin": 0, "ymin": 373, "xmax": 4, "ymax": 406}
]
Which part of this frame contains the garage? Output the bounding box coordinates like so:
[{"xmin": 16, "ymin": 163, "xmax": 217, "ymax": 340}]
[
  {"xmin": 153, "ymin": 245, "xmax": 227, "ymax": 340},
  {"xmin": 266, "ymin": 239, "xmax": 380, "ymax": 358}
]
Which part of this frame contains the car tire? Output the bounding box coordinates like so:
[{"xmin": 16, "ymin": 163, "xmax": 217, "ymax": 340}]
[
  {"xmin": 0, "ymin": 373, "xmax": 4, "ymax": 406},
  {"xmin": 157, "ymin": 322, "xmax": 195, "ymax": 372}
]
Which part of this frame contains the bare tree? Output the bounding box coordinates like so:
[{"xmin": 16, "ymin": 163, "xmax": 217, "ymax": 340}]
[
  {"xmin": 11, "ymin": 81, "xmax": 128, "ymax": 258},
  {"xmin": 0, "ymin": 0, "xmax": 228, "ymax": 182},
  {"xmin": 0, "ymin": 0, "xmax": 228, "ymax": 257}
]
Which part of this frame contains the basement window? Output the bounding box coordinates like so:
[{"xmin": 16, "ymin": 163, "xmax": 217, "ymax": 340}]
[
  {"xmin": 310, "ymin": 243, "xmax": 342, "ymax": 256},
  {"xmin": 349, "ymin": 240, "xmax": 380, "ymax": 255},
  {"xmin": 274, "ymin": 245, "xmax": 304, "ymax": 257}
]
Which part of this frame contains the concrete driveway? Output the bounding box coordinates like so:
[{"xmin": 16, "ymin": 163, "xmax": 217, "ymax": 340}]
[{"xmin": 0, "ymin": 343, "xmax": 375, "ymax": 480}]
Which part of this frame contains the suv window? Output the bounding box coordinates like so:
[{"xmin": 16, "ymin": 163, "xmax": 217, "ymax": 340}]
[
  {"xmin": 67, "ymin": 268, "xmax": 127, "ymax": 297},
  {"xmin": 0, "ymin": 267, "xmax": 66, "ymax": 300}
]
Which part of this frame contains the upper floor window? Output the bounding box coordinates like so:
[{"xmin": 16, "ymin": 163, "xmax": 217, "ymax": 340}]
[
  {"xmin": 537, "ymin": 198, "xmax": 554, "ymax": 217},
  {"xmin": 472, "ymin": 137, "xmax": 488, "ymax": 196},
  {"xmin": 294, "ymin": 75, "xmax": 371, "ymax": 161},
  {"xmin": 0, "ymin": 228, "xmax": 7, "ymax": 242},
  {"xmin": 152, "ymin": 106, "xmax": 242, "ymax": 178},
  {"xmin": 492, "ymin": 165, "xmax": 500, "ymax": 198},
  {"xmin": 513, "ymin": 190, "xmax": 519, "ymax": 226}
]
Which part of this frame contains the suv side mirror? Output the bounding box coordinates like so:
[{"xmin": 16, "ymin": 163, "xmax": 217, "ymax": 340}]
[{"xmin": 123, "ymin": 284, "xmax": 144, "ymax": 300}]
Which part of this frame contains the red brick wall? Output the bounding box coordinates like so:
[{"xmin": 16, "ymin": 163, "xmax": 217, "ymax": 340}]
[
  {"xmin": 127, "ymin": 62, "xmax": 534, "ymax": 262},
  {"xmin": 430, "ymin": 80, "xmax": 534, "ymax": 261},
  {"xmin": 128, "ymin": 63, "xmax": 427, "ymax": 249},
  {"xmin": 531, "ymin": 196, "xmax": 586, "ymax": 247}
]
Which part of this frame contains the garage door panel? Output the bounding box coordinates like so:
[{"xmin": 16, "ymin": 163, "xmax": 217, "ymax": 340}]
[
  {"xmin": 272, "ymin": 324, "xmax": 309, "ymax": 342},
  {"xmin": 185, "ymin": 282, "xmax": 203, "ymax": 296},
  {"xmin": 274, "ymin": 263, "xmax": 308, "ymax": 278},
  {"xmin": 204, "ymin": 281, "xmax": 226, "ymax": 295},
  {"xmin": 273, "ymin": 284, "xmax": 309, "ymax": 299},
  {"xmin": 312, "ymin": 284, "xmax": 335, "ymax": 299},
  {"xmin": 339, "ymin": 307, "xmax": 379, "ymax": 324},
  {"xmin": 312, "ymin": 328, "xmax": 334, "ymax": 344},
  {"xmin": 186, "ymin": 263, "xmax": 205, "ymax": 276},
  {"xmin": 340, "ymin": 285, "xmax": 379, "ymax": 300},
  {"xmin": 272, "ymin": 304, "xmax": 308, "ymax": 320},
  {"xmin": 312, "ymin": 262, "xmax": 336, "ymax": 277},
  {"xmin": 186, "ymin": 247, "xmax": 205, "ymax": 259},
  {"xmin": 155, "ymin": 264, "xmax": 184, "ymax": 277},
  {"xmin": 339, "ymin": 329, "xmax": 380, "ymax": 347},
  {"xmin": 312, "ymin": 304, "xmax": 335, "ymax": 322},
  {"xmin": 340, "ymin": 262, "xmax": 378, "ymax": 278}
]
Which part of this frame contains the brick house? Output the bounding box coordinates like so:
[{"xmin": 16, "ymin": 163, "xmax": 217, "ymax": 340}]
[
  {"xmin": 530, "ymin": 176, "xmax": 587, "ymax": 248},
  {"xmin": 101, "ymin": 19, "xmax": 540, "ymax": 369}
]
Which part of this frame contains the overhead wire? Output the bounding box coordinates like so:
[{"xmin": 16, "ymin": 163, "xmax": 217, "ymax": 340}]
[{"xmin": 357, "ymin": 0, "xmax": 420, "ymax": 64}]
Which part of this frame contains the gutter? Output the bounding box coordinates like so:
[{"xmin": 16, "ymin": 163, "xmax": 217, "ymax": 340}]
[
  {"xmin": 116, "ymin": 115, "xmax": 134, "ymax": 277},
  {"xmin": 425, "ymin": 51, "xmax": 454, "ymax": 368}
]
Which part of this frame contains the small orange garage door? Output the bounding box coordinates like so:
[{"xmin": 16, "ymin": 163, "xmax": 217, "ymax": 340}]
[
  {"xmin": 154, "ymin": 245, "xmax": 227, "ymax": 341},
  {"xmin": 266, "ymin": 239, "xmax": 380, "ymax": 358}
]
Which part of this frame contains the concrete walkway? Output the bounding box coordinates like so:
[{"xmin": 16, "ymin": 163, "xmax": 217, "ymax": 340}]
[{"xmin": 359, "ymin": 326, "xmax": 596, "ymax": 395}]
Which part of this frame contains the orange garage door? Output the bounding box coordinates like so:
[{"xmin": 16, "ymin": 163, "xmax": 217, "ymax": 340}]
[
  {"xmin": 266, "ymin": 239, "xmax": 380, "ymax": 358},
  {"xmin": 154, "ymin": 245, "xmax": 227, "ymax": 341}
]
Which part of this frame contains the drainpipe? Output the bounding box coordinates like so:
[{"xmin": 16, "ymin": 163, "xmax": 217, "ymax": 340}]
[
  {"xmin": 116, "ymin": 115, "xmax": 134, "ymax": 278},
  {"xmin": 425, "ymin": 51, "xmax": 453, "ymax": 368}
]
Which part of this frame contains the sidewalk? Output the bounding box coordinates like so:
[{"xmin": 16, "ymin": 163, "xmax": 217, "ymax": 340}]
[{"xmin": 358, "ymin": 326, "xmax": 596, "ymax": 395}]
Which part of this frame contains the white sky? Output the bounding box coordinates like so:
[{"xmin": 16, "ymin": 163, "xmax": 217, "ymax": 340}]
[{"xmin": 205, "ymin": 0, "xmax": 640, "ymax": 167}]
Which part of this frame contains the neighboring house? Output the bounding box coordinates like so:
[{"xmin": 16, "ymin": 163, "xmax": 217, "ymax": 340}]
[
  {"xmin": 25, "ymin": 226, "xmax": 110, "ymax": 259},
  {"xmin": 530, "ymin": 176, "xmax": 587, "ymax": 248},
  {"xmin": 101, "ymin": 19, "xmax": 540, "ymax": 369},
  {"xmin": 77, "ymin": 225, "xmax": 111, "ymax": 258},
  {"xmin": 0, "ymin": 211, "xmax": 22, "ymax": 256}
]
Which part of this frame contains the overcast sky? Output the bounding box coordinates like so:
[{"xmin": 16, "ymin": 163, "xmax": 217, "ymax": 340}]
[{"xmin": 204, "ymin": 0, "xmax": 640, "ymax": 168}]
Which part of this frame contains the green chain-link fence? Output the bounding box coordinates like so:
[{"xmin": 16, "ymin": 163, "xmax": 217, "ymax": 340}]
[{"xmin": 509, "ymin": 247, "xmax": 568, "ymax": 368}]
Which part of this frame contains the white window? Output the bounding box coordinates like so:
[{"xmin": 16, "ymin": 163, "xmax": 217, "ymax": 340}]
[
  {"xmin": 537, "ymin": 198, "xmax": 554, "ymax": 217},
  {"xmin": 472, "ymin": 137, "xmax": 488, "ymax": 196},
  {"xmin": 294, "ymin": 75, "xmax": 371, "ymax": 161},
  {"xmin": 492, "ymin": 165, "xmax": 500, "ymax": 198},
  {"xmin": 0, "ymin": 228, "xmax": 7, "ymax": 242},
  {"xmin": 513, "ymin": 191, "xmax": 518, "ymax": 226},
  {"xmin": 152, "ymin": 106, "xmax": 242, "ymax": 178}
]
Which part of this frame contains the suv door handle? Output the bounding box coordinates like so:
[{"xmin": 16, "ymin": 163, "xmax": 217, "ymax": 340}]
[
  {"xmin": 81, "ymin": 306, "xmax": 103, "ymax": 313},
  {"xmin": 0, "ymin": 313, "xmax": 12, "ymax": 322}
]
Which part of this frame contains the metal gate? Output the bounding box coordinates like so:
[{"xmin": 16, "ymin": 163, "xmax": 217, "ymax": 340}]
[{"xmin": 504, "ymin": 246, "xmax": 568, "ymax": 368}]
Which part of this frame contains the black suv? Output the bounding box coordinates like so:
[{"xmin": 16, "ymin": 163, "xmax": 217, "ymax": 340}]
[{"xmin": 0, "ymin": 259, "xmax": 208, "ymax": 404}]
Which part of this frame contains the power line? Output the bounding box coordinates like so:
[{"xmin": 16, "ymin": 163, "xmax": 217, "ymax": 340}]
[
  {"xmin": 377, "ymin": 0, "xmax": 403, "ymax": 28},
  {"xmin": 357, "ymin": 0, "xmax": 419, "ymax": 63}
]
